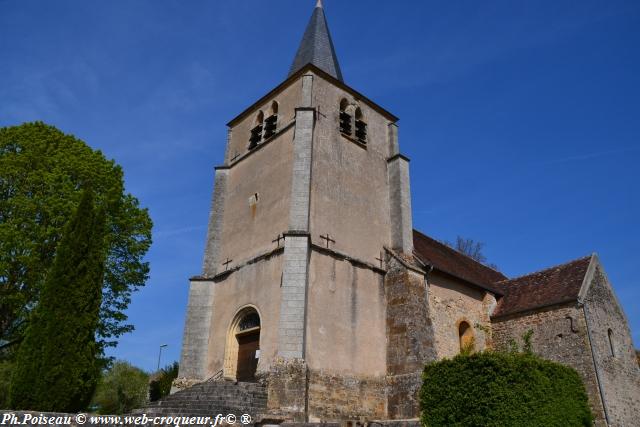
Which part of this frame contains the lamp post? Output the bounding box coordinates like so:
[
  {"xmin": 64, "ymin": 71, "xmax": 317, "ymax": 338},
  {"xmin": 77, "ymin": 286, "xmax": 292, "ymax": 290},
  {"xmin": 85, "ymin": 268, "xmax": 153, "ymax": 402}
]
[{"xmin": 157, "ymin": 344, "xmax": 168, "ymax": 371}]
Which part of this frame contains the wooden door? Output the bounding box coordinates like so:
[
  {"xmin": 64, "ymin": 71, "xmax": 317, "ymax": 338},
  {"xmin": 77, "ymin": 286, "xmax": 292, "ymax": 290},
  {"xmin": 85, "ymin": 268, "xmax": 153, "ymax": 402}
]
[{"xmin": 236, "ymin": 331, "xmax": 259, "ymax": 382}]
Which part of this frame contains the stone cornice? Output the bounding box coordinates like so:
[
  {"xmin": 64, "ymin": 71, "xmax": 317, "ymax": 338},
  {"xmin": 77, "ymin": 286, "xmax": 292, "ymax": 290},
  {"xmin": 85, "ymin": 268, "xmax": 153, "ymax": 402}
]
[
  {"xmin": 190, "ymin": 246, "xmax": 285, "ymax": 282},
  {"xmin": 311, "ymin": 244, "xmax": 386, "ymax": 274}
]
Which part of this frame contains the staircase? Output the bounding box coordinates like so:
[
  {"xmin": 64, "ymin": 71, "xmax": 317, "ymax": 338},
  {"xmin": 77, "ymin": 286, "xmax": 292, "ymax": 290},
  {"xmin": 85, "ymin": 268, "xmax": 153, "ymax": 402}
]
[{"xmin": 137, "ymin": 380, "xmax": 268, "ymax": 420}]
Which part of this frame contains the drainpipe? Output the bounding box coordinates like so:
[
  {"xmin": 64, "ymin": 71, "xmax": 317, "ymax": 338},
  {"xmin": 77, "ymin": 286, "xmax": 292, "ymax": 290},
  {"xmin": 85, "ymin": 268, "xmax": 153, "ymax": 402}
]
[{"xmin": 580, "ymin": 301, "xmax": 610, "ymax": 425}]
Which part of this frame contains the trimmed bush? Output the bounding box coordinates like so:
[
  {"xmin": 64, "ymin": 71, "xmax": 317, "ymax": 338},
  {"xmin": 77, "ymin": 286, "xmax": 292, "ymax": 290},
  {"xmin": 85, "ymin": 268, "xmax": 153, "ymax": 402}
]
[{"xmin": 420, "ymin": 352, "xmax": 593, "ymax": 427}]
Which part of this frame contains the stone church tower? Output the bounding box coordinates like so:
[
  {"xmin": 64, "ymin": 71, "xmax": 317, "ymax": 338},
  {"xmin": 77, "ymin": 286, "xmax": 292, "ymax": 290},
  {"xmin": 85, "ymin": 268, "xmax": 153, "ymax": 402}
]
[{"xmin": 176, "ymin": 2, "xmax": 640, "ymax": 425}]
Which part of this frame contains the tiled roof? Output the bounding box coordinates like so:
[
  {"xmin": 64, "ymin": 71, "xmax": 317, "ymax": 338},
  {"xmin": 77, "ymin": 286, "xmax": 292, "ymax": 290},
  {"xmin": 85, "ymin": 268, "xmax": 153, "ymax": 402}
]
[
  {"xmin": 413, "ymin": 230, "xmax": 507, "ymax": 292},
  {"xmin": 289, "ymin": 1, "xmax": 343, "ymax": 82},
  {"xmin": 491, "ymin": 255, "xmax": 593, "ymax": 318}
]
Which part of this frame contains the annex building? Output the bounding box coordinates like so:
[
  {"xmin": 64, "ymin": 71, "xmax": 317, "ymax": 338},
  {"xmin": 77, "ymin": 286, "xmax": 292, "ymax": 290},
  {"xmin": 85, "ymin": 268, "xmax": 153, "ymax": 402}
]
[{"xmin": 174, "ymin": 2, "xmax": 640, "ymax": 425}]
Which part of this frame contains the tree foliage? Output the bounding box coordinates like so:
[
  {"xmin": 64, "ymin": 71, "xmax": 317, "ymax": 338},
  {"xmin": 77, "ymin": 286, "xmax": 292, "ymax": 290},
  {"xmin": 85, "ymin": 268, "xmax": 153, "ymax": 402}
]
[
  {"xmin": 149, "ymin": 361, "xmax": 179, "ymax": 402},
  {"xmin": 92, "ymin": 360, "xmax": 149, "ymax": 415},
  {"xmin": 0, "ymin": 360, "xmax": 12, "ymax": 408},
  {"xmin": 9, "ymin": 189, "xmax": 106, "ymax": 411},
  {"xmin": 0, "ymin": 122, "xmax": 152, "ymax": 356},
  {"xmin": 420, "ymin": 352, "xmax": 593, "ymax": 427},
  {"xmin": 445, "ymin": 236, "xmax": 498, "ymax": 270}
]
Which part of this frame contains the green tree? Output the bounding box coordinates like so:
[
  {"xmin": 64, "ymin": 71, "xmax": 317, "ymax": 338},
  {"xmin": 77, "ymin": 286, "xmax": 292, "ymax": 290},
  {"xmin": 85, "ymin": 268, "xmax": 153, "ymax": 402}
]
[
  {"xmin": 420, "ymin": 352, "xmax": 593, "ymax": 427},
  {"xmin": 0, "ymin": 360, "xmax": 12, "ymax": 408},
  {"xmin": 91, "ymin": 361, "xmax": 149, "ymax": 415},
  {"xmin": 0, "ymin": 122, "xmax": 152, "ymax": 357},
  {"xmin": 9, "ymin": 189, "xmax": 106, "ymax": 411},
  {"xmin": 149, "ymin": 361, "xmax": 179, "ymax": 402}
]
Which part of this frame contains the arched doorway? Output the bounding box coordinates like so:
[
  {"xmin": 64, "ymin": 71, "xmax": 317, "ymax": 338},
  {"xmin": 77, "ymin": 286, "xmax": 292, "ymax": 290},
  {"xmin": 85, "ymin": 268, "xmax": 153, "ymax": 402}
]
[{"xmin": 224, "ymin": 307, "xmax": 261, "ymax": 382}]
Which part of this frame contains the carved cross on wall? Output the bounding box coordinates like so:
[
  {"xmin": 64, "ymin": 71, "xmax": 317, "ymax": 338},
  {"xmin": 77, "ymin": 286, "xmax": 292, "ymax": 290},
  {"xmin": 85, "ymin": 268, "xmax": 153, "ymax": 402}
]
[
  {"xmin": 320, "ymin": 234, "xmax": 335, "ymax": 249},
  {"xmin": 222, "ymin": 257, "xmax": 233, "ymax": 271},
  {"xmin": 272, "ymin": 234, "xmax": 285, "ymax": 247}
]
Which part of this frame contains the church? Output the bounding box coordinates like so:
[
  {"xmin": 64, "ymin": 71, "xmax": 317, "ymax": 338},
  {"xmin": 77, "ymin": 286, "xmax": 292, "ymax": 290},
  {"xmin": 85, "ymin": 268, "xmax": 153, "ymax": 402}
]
[{"xmin": 173, "ymin": 2, "xmax": 640, "ymax": 425}]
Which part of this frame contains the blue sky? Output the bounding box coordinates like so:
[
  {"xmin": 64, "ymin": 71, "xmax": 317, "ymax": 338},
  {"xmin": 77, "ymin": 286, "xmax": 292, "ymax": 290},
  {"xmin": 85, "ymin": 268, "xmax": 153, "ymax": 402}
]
[{"xmin": 1, "ymin": 0, "xmax": 639, "ymax": 371}]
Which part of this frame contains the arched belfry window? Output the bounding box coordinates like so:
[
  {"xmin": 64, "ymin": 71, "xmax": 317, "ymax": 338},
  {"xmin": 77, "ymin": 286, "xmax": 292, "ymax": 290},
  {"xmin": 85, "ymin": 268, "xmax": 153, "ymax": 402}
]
[
  {"xmin": 608, "ymin": 328, "xmax": 615, "ymax": 357},
  {"xmin": 264, "ymin": 101, "xmax": 278, "ymax": 140},
  {"xmin": 249, "ymin": 111, "xmax": 264, "ymax": 150},
  {"xmin": 459, "ymin": 321, "xmax": 474, "ymax": 353},
  {"xmin": 339, "ymin": 98, "xmax": 352, "ymax": 135},
  {"xmin": 354, "ymin": 107, "xmax": 367, "ymax": 144}
]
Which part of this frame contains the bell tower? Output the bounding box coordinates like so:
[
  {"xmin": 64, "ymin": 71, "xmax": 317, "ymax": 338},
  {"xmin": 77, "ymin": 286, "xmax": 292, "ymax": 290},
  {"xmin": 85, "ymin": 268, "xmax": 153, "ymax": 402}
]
[{"xmin": 178, "ymin": 1, "xmax": 427, "ymax": 421}]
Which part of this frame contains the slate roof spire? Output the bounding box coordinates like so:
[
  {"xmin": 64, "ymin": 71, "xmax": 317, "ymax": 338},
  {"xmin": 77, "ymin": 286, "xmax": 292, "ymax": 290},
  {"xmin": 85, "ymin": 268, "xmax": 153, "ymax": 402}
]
[{"xmin": 289, "ymin": 0, "xmax": 344, "ymax": 82}]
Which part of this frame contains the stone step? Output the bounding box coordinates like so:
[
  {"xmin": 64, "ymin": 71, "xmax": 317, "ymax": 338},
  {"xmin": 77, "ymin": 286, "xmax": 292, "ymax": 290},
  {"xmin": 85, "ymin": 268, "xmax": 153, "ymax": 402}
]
[{"xmin": 135, "ymin": 380, "xmax": 267, "ymax": 419}]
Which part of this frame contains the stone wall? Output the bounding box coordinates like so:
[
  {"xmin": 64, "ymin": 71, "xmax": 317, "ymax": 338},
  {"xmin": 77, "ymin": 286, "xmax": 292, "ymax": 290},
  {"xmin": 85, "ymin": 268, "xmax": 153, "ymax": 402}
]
[
  {"xmin": 218, "ymin": 124, "xmax": 295, "ymax": 267},
  {"xmin": 384, "ymin": 255, "xmax": 436, "ymax": 419},
  {"xmin": 178, "ymin": 279, "xmax": 215, "ymax": 381},
  {"xmin": 385, "ymin": 372, "xmax": 422, "ymax": 421},
  {"xmin": 307, "ymin": 370, "xmax": 386, "ymax": 421},
  {"xmin": 263, "ymin": 358, "xmax": 308, "ymax": 423},
  {"xmin": 309, "ymin": 72, "xmax": 394, "ymax": 266},
  {"xmin": 583, "ymin": 266, "xmax": 640, "ymax": 426},
  {"xmin": 492, "ymin": 303, "xmax": 606, "ymax": 425},
  {"xmin": 226, "ymin": 77, "xmax": 302, "ymax": 162},
  {"xmin": 206, "ymin": 253, "xmax": 284, "ymax": 378},
  {"xmin": 306, "ymin": 252, "xmax": 387, "ymax": 376},
  {"xmin": 428, "ymin": 271, "xmax": 494, "ymax": 358}
]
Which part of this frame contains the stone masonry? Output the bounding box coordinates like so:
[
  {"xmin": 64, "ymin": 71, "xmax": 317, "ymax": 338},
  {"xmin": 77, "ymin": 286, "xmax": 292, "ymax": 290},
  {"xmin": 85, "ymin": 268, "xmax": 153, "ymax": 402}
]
[
  {"xmin": 492, "ymin": 303, "xmax": 607, "ymax": 426},
  {"xmin": 582, "ymin": 266, "xmax": 640, "ymax": 426},
  {"xmin": 384, "ymin": 253, "xmax": 437, "ymax": 419}
]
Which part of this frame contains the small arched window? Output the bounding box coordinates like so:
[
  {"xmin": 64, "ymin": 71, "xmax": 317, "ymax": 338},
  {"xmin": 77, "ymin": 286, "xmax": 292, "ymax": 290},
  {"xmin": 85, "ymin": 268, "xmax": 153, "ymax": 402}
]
[
  {"xmin": 607, "ymin": 328, "xmax": 615, "ymax": 357},
  {"xmin": 459, "ymin": 321, "xmax": 474, "ymax": 354},
  {"xmin": 249, "ymin": 111, "xmax": 264, "ymax": 150},
  {"xmin": 339, "ymin": 98, "xmax": 352, "ymax": 135},
  {"xmin": 264, "ymin": 101, "xmax": 278, "ymax": 140},
  {"xmin": 354, "ymin": 107, "xmax": 367, "ymax": 144}
]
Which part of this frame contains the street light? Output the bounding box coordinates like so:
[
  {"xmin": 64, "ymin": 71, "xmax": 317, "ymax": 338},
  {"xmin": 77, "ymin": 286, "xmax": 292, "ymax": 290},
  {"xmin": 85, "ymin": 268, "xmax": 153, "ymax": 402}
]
[{"xmin": 157, "ymin": 344, "xmax": 168, "ymax": 371}]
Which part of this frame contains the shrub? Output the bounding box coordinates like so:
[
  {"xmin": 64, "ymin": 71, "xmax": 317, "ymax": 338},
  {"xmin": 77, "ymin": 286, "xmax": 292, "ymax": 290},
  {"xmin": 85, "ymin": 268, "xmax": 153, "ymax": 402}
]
[
  {"xmin": 420, "ymin": 351, "xmax": 593, "ymax": 427},
  {"xmin": 149, "ymin": 362, "xmax": 179, "ymax": 402},
  {"xmin": 92, "ymin": 361, "xmax": 149, "ymax": 414}
]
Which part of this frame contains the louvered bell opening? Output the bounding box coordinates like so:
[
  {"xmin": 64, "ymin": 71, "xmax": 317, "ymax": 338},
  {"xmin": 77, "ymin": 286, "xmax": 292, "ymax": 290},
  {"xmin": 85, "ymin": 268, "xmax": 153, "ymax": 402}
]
[
  {"xmin": 249, "ymin": 124, "xmax": 263, "ymax": 150},
  {"xmin": 355, "ymin": 120, "xmax": 367, "ymax": 143},
  {"xmin": 263, "ymin": 115, "xmax": 278, "ymax": 140},
  {"xmin": 339, "ymin": 111, "xmax": 352, "ymax": 135}
]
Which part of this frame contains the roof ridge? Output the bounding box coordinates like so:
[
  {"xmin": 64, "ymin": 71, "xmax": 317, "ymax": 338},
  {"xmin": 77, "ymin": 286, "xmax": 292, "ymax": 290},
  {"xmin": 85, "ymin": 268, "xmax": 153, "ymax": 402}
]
[
  {"xmin": 497, "ymin": 254, "xmax": 593, "ymax": 284},
  {"xmin": 412, "ymin": 229, "xmax": 503, "ymax": 275}
]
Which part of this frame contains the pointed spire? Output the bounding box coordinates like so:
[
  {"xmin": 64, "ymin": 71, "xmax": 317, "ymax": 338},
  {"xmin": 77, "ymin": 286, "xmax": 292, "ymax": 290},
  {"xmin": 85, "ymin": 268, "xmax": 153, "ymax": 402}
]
[{"xmin": 289, "ymin": 0, "xmax": 343, "ymax": 82}]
